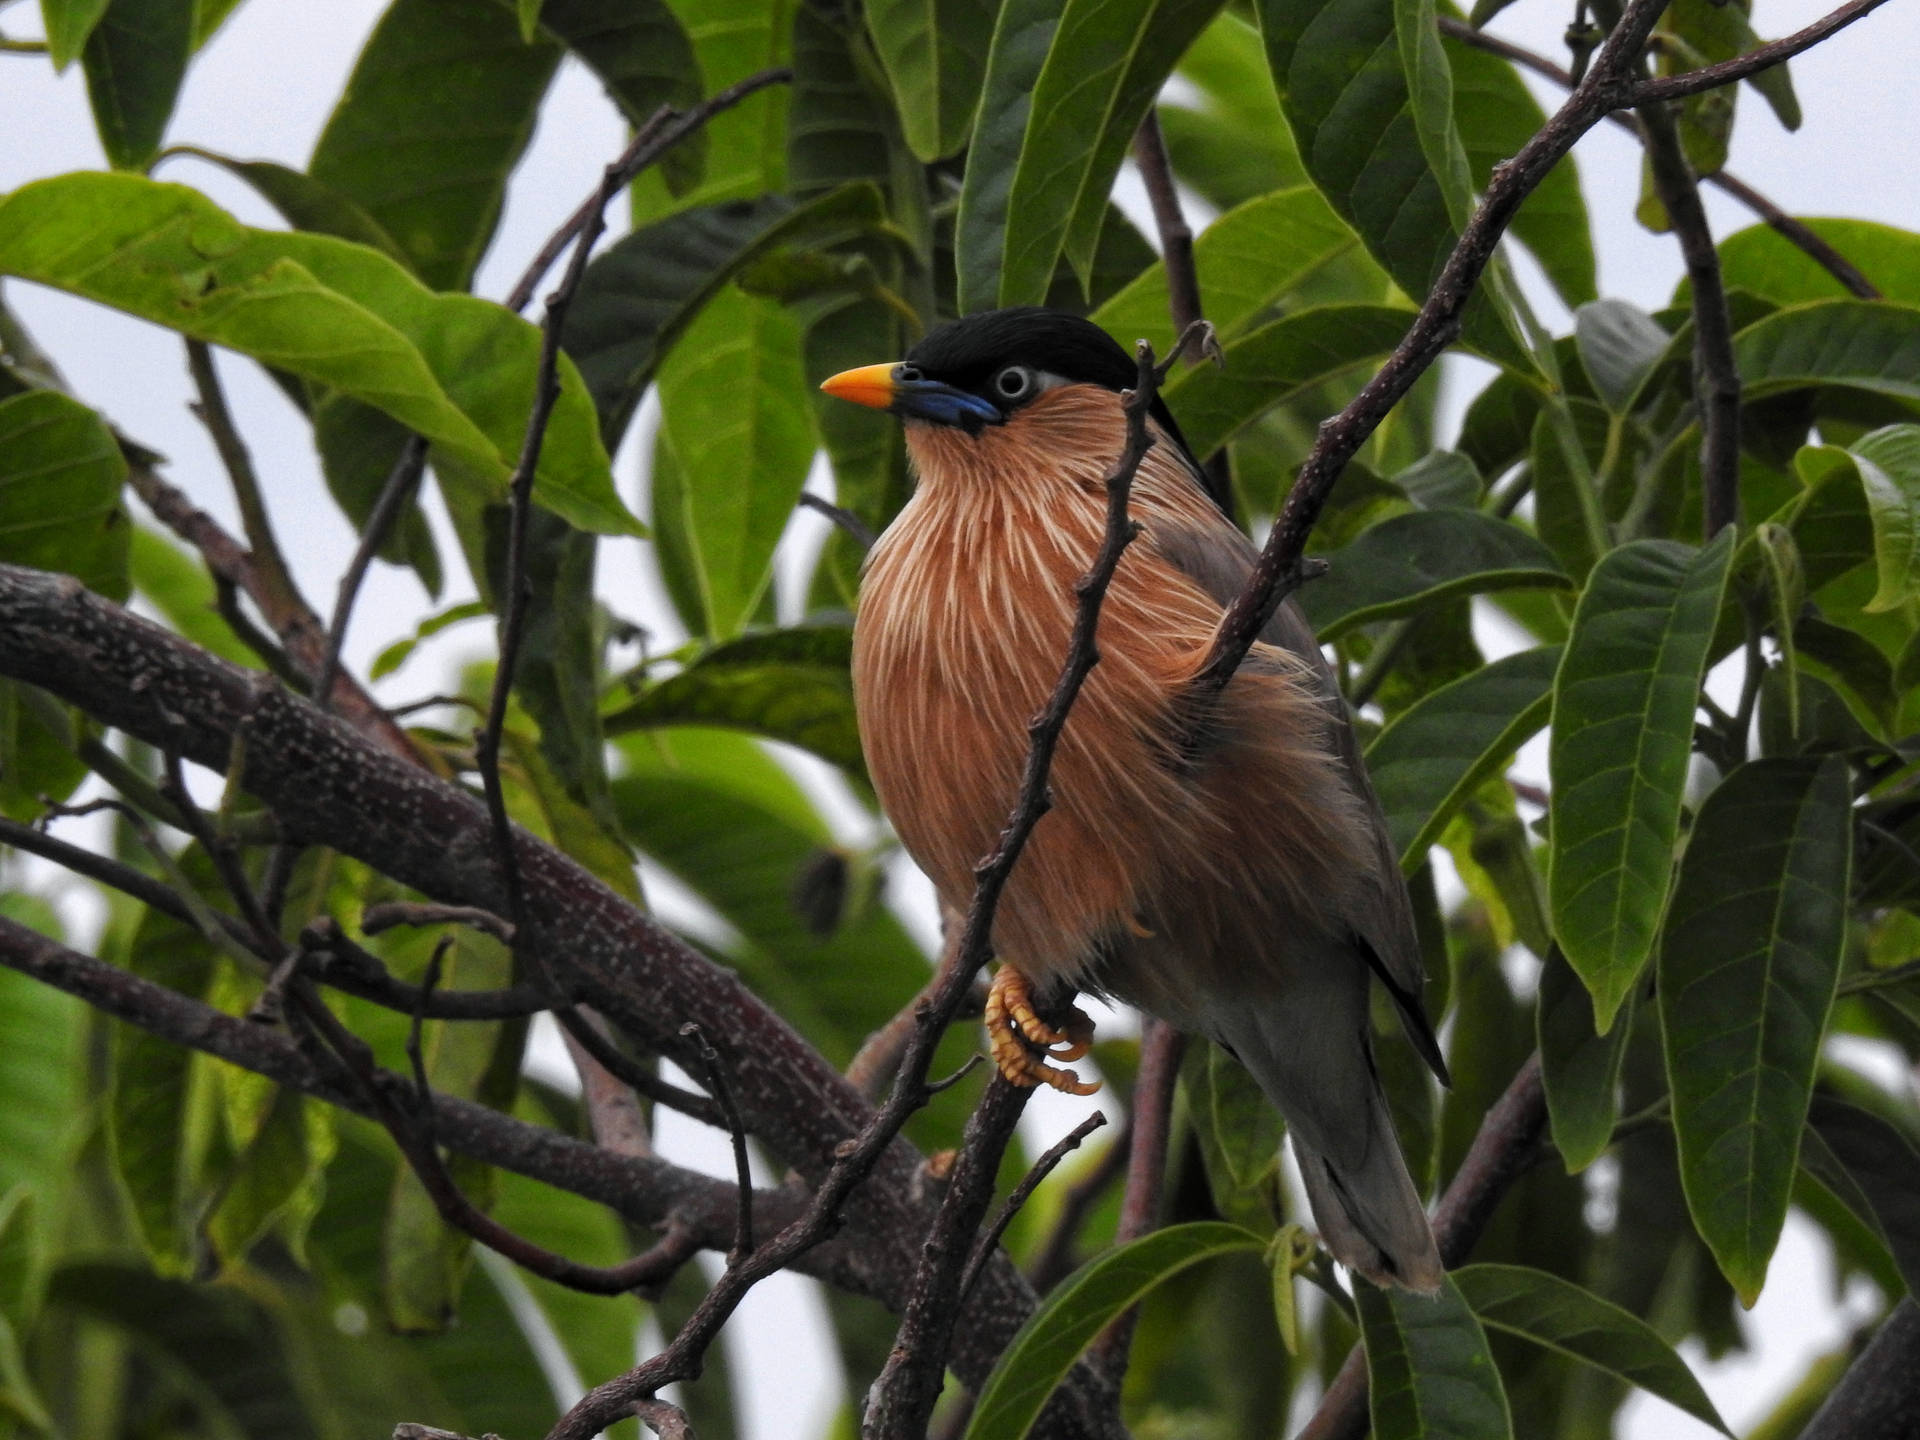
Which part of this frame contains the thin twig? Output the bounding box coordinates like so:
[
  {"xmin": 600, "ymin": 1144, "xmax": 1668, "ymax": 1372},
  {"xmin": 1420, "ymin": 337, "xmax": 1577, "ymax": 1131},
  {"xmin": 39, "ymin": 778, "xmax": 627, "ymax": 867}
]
[
  {"xmin": 960, "ymin": 1111, "xmax": 1109, "ymax": 1304},
  {"xmin": 1636, "ymin": 95, "xmax": 1741, "ymax": 537},
  {"xmin": 683, "ymin": 1022, "xmax": 755, "ymax": 1261},
  {"xmin": 503, "ymin": 68, "xmax": 793, "ymax": 314},
  {"xmin": 1026, "ymin": 1115, "xmax": 1133, "ymax": 1292},
  {"xmin": 185, "ymin": 339, "xmax": 297, "ymax": 601},
  {"xmin": 316, "ymin": 433, "xmax": 430, "ymax": 713},
  {"xmin": 798, "ymin": 491, "xmax": 878, "ymax": 550},
  {"xmin": 363, "ymin": 900, "xmax": 518, "ymax": 944},
  {"xmin": 558, "ymin": 1007, "xmax": 727, "ymax": 1130},
  {"xmin": 1439, "ymin": 15, "xmax": 1880, "ymax": 300},
  {"xmin": 1629, "ymin": 0, "xmax": 1893, "ymax": 106}
]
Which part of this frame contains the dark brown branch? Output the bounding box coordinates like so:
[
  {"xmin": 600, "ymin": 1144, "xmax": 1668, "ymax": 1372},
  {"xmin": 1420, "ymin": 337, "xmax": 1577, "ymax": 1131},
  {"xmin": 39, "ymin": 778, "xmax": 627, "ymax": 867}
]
[
  {"xmin": 1629, "ymin": 0, "xmax": 1893, "ymax": 105},
  {"xmin": 0, "ymin": 566, "xmax": 1119, "ymax": 1439},
  {"xmin": 316, "ymin": 433, "xmax": 429, "ymax": 713},
  {"xmin": 1192, "ymin": 0, "xmax": 1693, "ymax": 699},
  {"xmin": 683, "ymin": 1022, "xmax": 755, "ymax": 1262},
  {"xmin": 798, "ymin": 491, "xmax": 878, "ymax": 551},
  {"xmin": 559, "ymin": 1008, "xmax": 657, "ymax": 1159},
  {"xmin": 633, "ymin": 1400, "xmax": 695, "ymax": 1440},
  {"xmin": 1296, "ymin": 1054, "xmax": 1548, "ymax": 1440},
  {"xmin": 503, "ymin": 67, "xmax": 794, "ymax": 314},
  {"xmin": 1437, "ymin": 15, "xmax": 1882, "ymax": 300},
  {"xmin": 1636, "ymin": 97, "xmax": 1742, "ymax": 537},
  {"xmin": 185, "ymin": 338, "xmax": 296, "ymax": 601},
  {"xmin": 1800, "ymin": 1298, "xmax": 1920, "ymax": 1440},
  {"xmin": 1027, "ymin": 1115, "xmax": 1133, "ymax": 1292},
  {"xmin": 558, "ymin": 1006, "xmax": 727, "ymax": 1130},
  {"xmin": 363, "ymin": 900, "xmax": 518, "ymax": 944},
  {"xmin": 961, "ymin": 1111, "xmax": 1109, "ymax": 1303}
]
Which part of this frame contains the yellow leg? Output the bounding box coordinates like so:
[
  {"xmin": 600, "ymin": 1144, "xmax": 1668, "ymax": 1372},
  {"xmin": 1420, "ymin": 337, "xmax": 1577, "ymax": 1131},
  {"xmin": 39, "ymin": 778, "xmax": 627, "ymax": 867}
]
[{"xmin": 984, "ymin": 966, "xmax": 1100, "ymax": 1096}]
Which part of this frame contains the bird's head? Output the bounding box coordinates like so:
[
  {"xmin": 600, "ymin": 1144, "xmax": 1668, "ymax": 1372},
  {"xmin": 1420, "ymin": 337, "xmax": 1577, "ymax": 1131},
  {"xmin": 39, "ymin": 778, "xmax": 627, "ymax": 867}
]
[{"xmin": 819, "ymin": 308, "xmax": 1203, "ymax": 490}]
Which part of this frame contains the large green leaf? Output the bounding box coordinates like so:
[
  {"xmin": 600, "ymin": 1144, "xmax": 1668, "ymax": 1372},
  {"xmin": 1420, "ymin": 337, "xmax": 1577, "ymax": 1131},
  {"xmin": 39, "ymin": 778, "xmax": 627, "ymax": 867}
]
[
  {"xmin": 1709, "ymin": 219, "xmax": 1920, "ymax": 310},
  {"xmin": 1548, "ymin": 533, "xmax": 1735, "ymax": 1032},
  {"xmin": 41, "ymin": 0, "xmax": 114, "ymax": 68},
  {"xmin": 1366, "ymin": 645, "xmax": 1559, "ymax": 866},
  {"xmin": 1659, "ymin": 756, "xmax": 1852, "ymax": 1305},
  {"xmin": 0, "ymin": 908, "xmax": 84, "ymax": 1206},
  {"xmin": 80, "ymin": 0, "xmax": 193, "ymax": 171},
  {"xmin": 0, "ymin": 174, "xmax": 637, "ymax": 538},
  {"xmin": 528, "ymin": 0, "xmax": 703, "ymax": 191},
  {"xmin": 1160, "ymin": 10, "xmax": 1307, "ymax": 211},
  {"xmin": 1160, "ymin": 303, "xmax": 1411, "ymax": 458},
  {"xmin": 965, "ymin": 1223, "xmax": 1265, "ymax": 1440},
  {"xmin": 605, "ymin": 625, "xmax": 860, "ymax": 773},
  {"xmin": 1537, "ymin": 945, "xmax": 1631, "ymax": 1173},
  {"xmin": 1300, "ymin": 510, "xmax": 1569, "ymax": 640},
  {"xmin": 1575, "ymin": 300, "xmax": 1673, "ymax": 415},
  {"xmin": 310, "ymin": 0, "xmax": 561, "ymax": 291},
  {"xmin": 866, "ymin": 0, "xmax": 997, "ymax": 160},
  {"xmin": 611, "ymin": 727, "xmax": 931, "ymax": 1067},
  {"xmin": 1358, "ymin": 1274, "xmax": 1513, "ymax": 1440},
  {"xmin": 1832, "ymin": 425, "xmax": 1920, "ymax": 612},
  {"xmin": 1802, "ymin": 1093, "xmax": 1920, "ymax": 1297},
  {"xmin": 1091, "ymin": 185, "xmax": 1367, "ymax": 355},
  {"xmin": 655, "ymin": 285, "xmax": 816, "ymax": 637},
  {"xmin": 0, "ymin": 390, "xmax": 130, "ymax": 602},
  {"xmin": 956, "ymin": 0, "xmax": 1227, "ymax": 311},
  {"xmin": 564, "ymin": 185, "xmax": 885, "ymax": 445},
  {"xmin": 1736, "ymin": 300, "xmax": 1920, "ymax": 409},
  {"xmin": 1255, "ymin": 0, "xmax": 1521, "ymax": 366},
  {"xmin": 166, "ymin": 147, "xmax": 416, "ymax": 268},
  {"xmin": 1453, "ymin": 1264, "xmax": 1729, "ymax": 1433}
]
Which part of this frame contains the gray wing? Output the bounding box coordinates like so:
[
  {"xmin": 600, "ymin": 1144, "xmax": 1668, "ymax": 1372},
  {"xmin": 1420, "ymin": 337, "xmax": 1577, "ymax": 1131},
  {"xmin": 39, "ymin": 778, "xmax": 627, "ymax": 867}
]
[{"xmin": 1154, "ymin": 516, "xmax": 1448, "ymax": 1084}]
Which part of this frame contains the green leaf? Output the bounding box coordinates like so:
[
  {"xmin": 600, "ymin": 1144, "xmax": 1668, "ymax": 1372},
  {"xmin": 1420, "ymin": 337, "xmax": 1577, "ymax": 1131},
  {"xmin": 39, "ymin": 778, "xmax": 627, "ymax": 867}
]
[
  {"xmin": 1255, "ymin": 0, "xmax": 1522, "ymax": 367},
  {"xmin": 1755, "ymin": 521, "xmax": 1804, "ymax": 736},
  {"xmin": 310, "ymin": 0, "xmax": 562, "ymax": 290},
  {"xmin": 516, "ymin": 0, "xmax": 542, "ymax": 40},
  {"xmin": 370, "ymin": 599, "xmax": 489, "ymax": 680},
  {"xmin": 655, "ymin": 286, "xmax": 816, "ymax": 638},
  {"xmin": 606, "ymin": 625, "xmax": 861, "ymax": 773},
  {"xmin": 1575, "ymin": 300, "xmax": 1673, "ymax": 414},
  {"xmin": 190, "ymin": 0, "xmax": 244, "ymax": 47},
  {"xmin": 1160, "ymin": 303, "xmax": 1411, "ymax": 458},
  {"xmin": 1091, "ymin": 185, "xmax": 1367, "ymax": 356},
  {"xmin": 1736, "ymin": 299, "xmax": 1920, "ymax": 410},
  {"xmin": 1803, "ymin": 1093, "xmax": 1920, "ymax": 1297},
  {"xmin": 0, "ymin": 908, "xmax": 84, "ymax": 1206},
  {"xmin": 309, "ymin": 396, "xmax": 444, "ymax": 596},
  {"xmin": 1548, "ymin": 533, "xmax": 1735, "ymax": 1032},
  {"xmin": 0, "ymin": 173, "xmax": 638, "ymax": 539},
  {"xmin": 1160, "ymin": 11, "xmax": 1307, "ymax": 211},
  {"xmin": 1453, "ymin": 1263, "xmax": 1730, "ymax": 1433},
  {"xmin": 510, "ymin": 517, "xmax": 617, "ymax": 829},
  {"xmin": 611, "ymin": 728, "xmax": 933, "ymax": 1068},
  {"xmin": 1659, "ymin": 756, "xmax": 1852, "ymax": 1305},
  {"xmin": 1396, "ymin": 449, "xmax": 1482, "ymax": 509},
  {"xmin": 81, "ymin": 0, "xmax": 193, "ymax": 171},
  {"xmin": 866, "ymin": 0, "xmax": 997, "ymax": 160},
  {"xmin": 957, "ymin": 0, "xmax": 1227, "ymax": 311},
  {"xmin": 1366, "ymin": 645, "xmax": 1559, "ymax": 867},
  {"xmin": 1839, "ymin": 424, "xmax": 1920, "ymax": 612},
  {"xmin": 530, "ymin": 0, "xmax": 702, "ymax": 194},
  {"xmin": 965, "ymin": 1222, "xmax": 1266, "ymax": 1440},
  {"xmin": 1300, "ymin": 510, "xmax": 1570, "ymax": 641},
  {"xmin": 1711, "ymin": 219, "xmax": 1920, "ymax": 310},
  {"xmin": 1358, "ymin": 1274, "xmax": 1513, "ymax": 1440},
  {"xmin": 0, "ymin": 1188, "xmax": 35, "ymax": 1334},
  {"xmin": 564, "ymin": 184, "xmax": 886, "ymax": 445},
  {"xmin": 0, "ymin": 390, "xmax": 130, "ymax": 601},
  {"xmin": 205, "ymin": 1090, "xmax": 332, "ymax": 1266},
  {"xmin": 41, "ymin": 0, "xmax": 114, "ymax": 68},
  {"xmin": 1181, "ymin": 1041, "xmax": 1285, "ymax": 1229},
  {"xmin": 1537, "ymin": 945, "xmax": 1631, "ymax": 1173},
  {"xmin": 163, "ymin": 147, "xmax": 416, "ymax": 269},
  {"xmin": 1445, "ymin": 28, "xmax": 1594, "ymax": 308}
]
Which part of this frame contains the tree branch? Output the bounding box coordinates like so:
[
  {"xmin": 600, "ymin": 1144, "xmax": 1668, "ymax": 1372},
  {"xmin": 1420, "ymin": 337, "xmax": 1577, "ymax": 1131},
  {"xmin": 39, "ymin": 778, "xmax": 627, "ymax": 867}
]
[
  {"xmin": 1437, "ymin": 15, "xmax": 1882, "ymax": 300},
  {"xmin": 1628, "ymin": 0, "xmax": 1893, "ymax": 106},
  {"xmin": 961, "ymin": 1111, "xmax": 1109, "ymax": 1304},
  {"xmin": 1800, "ymin": 1297, "xmax": 1920, "ymax": 1440}
]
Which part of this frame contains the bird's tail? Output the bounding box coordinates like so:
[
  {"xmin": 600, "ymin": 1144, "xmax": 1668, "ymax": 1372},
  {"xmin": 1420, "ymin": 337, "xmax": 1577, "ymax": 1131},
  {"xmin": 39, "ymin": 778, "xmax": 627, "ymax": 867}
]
[{"xmin": 1291, "ymin": 1085, "xmax": 1444, "ymax": 1294}]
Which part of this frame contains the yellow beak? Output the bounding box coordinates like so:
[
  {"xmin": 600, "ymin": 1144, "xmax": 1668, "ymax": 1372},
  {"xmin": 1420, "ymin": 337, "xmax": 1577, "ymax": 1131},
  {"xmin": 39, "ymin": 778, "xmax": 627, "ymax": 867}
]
[{"xmin": 819, "ymin": 362, "xmax": 900, "ymax": 410}]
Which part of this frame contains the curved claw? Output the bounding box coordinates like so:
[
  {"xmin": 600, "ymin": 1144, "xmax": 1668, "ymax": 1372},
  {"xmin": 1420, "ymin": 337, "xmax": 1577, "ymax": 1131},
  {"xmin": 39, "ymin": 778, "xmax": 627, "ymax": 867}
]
[{"xmin": 984, "ymin": 966, "xmax": 1101, "ymax": 1096}]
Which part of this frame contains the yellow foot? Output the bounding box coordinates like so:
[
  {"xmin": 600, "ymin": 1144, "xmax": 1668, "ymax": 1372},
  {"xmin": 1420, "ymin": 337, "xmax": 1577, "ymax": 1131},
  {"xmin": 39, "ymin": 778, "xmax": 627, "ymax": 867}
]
[{"xmin": 984, "ymin": 966, "xmax": 1100, "ymax": 1096}]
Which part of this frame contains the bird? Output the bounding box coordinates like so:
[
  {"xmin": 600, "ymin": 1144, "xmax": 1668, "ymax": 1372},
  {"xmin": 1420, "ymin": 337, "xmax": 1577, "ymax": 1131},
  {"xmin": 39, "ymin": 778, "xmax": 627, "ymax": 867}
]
[{"xmin": 820, "ymin": 306, "xmax": 1447, "ymax": 1293}]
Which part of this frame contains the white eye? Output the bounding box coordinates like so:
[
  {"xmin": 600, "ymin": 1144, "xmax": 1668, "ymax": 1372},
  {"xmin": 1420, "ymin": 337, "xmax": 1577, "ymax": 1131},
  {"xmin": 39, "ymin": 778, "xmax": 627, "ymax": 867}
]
[{"xmin": 993, "ymin": 365, "xmax": 1034, "ymax": 401}]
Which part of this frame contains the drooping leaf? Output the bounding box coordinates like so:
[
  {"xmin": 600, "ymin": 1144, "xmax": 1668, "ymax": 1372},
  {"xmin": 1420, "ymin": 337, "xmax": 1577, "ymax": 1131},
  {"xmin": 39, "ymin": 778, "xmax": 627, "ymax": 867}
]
[
  {"xmin": 164, "ymin": 147, "xmax": 416, "ymax": 268},
  {"xmin": 1453, "ymin": 1264, "xmax": 1730, "ymax": 1433},
  {"xmin": 0, "ymin": 910, "xmax": 84, "ymax": 1206},
  {"xmin": 190, "ymin": 0, "xmax": 244, "ymax": 47},
  {"xmin": 310, "ymin": 0, "xmax": 561, "ymax": 290},
  {"xmin": 1365, "ymin": 645, "xmax": 1559, "ymax": 866},
  {"xmin": 0, "ymin": 174, "xmax": 638, "ymax": 538},
  {"xmin": 1549, "ymin": 532, "xmax": 1735, "ymax": 1032},
  {"xmin": 1836, "ymin": 425, "xmax": 1920, "ymax": 612},
  {"xmin": 1537, "ymin": 945, "xmax": 1631, "ymax": 1173},
  {"xmin": 1092, "ymin": 185, "xmax": 1367, "ymax": 356},
  {"xmin": 1575, "ymin": 300, "xmax": 1673, "ymax": 414},
  {"xmin": 956, "ymin": 0, "xmax": 1228, "ymax": 312},
  {"xmin": 563, "ymin": 184, "xmax": 886, "ymax": 445},
  {"xmin": 204, "ymin": 1090, "xmax": 333, "ymax": 1267},
  {"xmin": 1300, "ymin": 510, "xmax": 1570, "ymax": 641},
  {"xmin": 1160, "ymin": 303, "xmax": 1412, "ymax": 458},
  {"xmin": 865, "ymin": 0, "xmax": 998, "ymax": 160},
  {"xmin": 1528, "ymin": 404, "xmax": 1609, "ymax": 585},
  {"xmin": 80, "ymin": 0, "xmax": 193, "ymax": 171},
  {"xmin": 1659, "ymin": 756, "xmax": 1852, "ymax": 1305},
  {"xmin": 965, "ymin": 1223, "xmax": 1266, "ymax": 1440},
  {"xmin": 1710, "ymin": 219, "xmax": 1920, "ymax": 310},
  {"xmin": 1358, "ymin": 1274, "xmax": 1513, "ymax": 1440},
  {"xmin": 1182, "ymin": 1042, "xmax": 1285, "ymax": 1230},
  {"xmin": 605, "ymin": 625, "xmax": 860, "ymax": 774},
  {"xmin": 1736, "ymin": 300, "xmax": 1920, "ymax": 411},
  {"xmin": 654, "ymin": 285, "xmax": 816, "ymax": 638},
  {"xmin": 1802, "ymin": 1093, "xmax": 1920, "ymax": 1297},
  {"xmin": 0, "ymin": 390, "xmax": 130, "ymax": 602}
]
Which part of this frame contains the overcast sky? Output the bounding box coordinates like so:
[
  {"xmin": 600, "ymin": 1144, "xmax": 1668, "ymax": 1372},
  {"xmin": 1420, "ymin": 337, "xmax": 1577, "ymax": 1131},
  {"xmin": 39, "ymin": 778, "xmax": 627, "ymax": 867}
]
[{"xmin": 3, "ymin": 1, "xmax": 1916, "ymax": 1435}]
